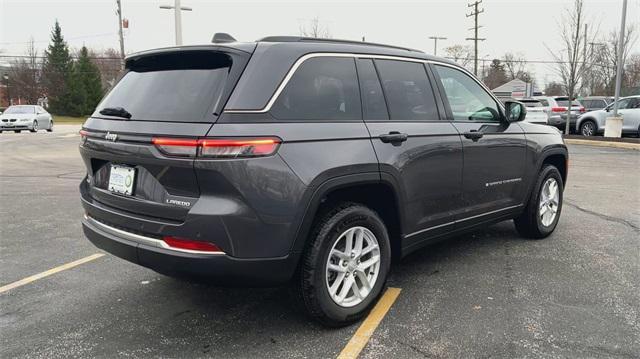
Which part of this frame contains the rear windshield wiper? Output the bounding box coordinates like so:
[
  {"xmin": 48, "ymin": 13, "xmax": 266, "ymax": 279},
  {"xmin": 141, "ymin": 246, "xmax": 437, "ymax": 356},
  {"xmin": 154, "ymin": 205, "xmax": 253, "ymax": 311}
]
[{"xmin": 99, "ymin": 107, "xmax": 132, "ymax": 119}]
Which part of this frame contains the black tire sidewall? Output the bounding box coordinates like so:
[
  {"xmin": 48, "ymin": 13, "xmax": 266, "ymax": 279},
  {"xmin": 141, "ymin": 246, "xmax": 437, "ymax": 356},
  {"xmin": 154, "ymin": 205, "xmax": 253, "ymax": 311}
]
[
  {"xmin": 308, "ymin": 205, "xmax": 391, "ymax": 325},
  {"xmin": 532, "ymin": 166, "xmax": 564, "ymax": 235}
]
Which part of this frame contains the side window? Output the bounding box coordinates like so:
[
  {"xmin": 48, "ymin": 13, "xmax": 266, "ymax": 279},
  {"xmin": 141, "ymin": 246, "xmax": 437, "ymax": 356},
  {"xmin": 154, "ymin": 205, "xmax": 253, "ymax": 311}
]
[
  {"xmin": 271, "ymin": 57, "xmax": 361, "ymax": 121},
  {"xmin": 582, "ymin": 100, "xmax": 592, "ymax": 108},
  {"xmin": 355, "ymin": 58, "xmax": 388, "ymax": 121},
  {"xmin": 374, "ymin": 59, "xmax": 439, "ymax": 121},
  {"xmin": 617, "ymin": 98, "xmax": 631, "ymax": 110},
  {"xmin": 539, "ymin": 99, "xmax": 549, "ymax": 107},
  {"xmin": 435, "ymin": 65, "xmax": 501, "ymax": 122}
]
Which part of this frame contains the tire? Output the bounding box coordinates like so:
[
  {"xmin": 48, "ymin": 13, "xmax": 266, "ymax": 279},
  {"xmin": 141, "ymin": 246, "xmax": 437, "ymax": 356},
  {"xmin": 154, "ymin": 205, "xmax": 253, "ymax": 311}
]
[
  {"xmin": 299, "ymin": 202, "xmax": 391, "ymax": 327},
  {"xmin": 47, "ymin": 121, "xmax": 53, "ymax": 132},
  {"xmin": 14, "ymin": 130, "xmax": 21, "ymax": 133},
  {"xmin": 30, "ymin": 120, "xmax": 38, "ymax": 133},
  {"xmin": 514, "ymin": 165, "xmax": 563, "ymax": 239},
  {"xmin": 580, "ymin": 120, "xmax": 597, "ymax": 137}
]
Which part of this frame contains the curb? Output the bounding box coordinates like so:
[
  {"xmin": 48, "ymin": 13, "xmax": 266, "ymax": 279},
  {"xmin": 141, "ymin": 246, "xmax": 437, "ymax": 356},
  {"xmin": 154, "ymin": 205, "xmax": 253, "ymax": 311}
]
[{"xmin": 564, "ymin": 138, "xmax": 640, "ymax": 150}]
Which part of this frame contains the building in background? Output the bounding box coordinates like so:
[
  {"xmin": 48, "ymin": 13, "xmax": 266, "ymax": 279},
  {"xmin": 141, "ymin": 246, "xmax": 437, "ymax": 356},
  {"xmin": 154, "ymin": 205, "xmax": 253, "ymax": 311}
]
[{"xmin": 492, "ymin": 79, "xmax": 542, "ymax": 98}]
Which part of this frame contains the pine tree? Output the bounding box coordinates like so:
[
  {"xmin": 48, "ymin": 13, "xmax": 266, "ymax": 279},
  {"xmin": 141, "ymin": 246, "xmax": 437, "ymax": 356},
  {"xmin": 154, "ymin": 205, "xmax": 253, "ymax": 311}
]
[
  {"xmin": 76, "ymin": 46, "xmax": 104, "ymax": 114},
  {"xmin": 66, "ymin": 65, "xmax": 87, "ymax": 117},
  {"xmin": 42, "ymin": 20, "xmax": 73, "ymax": 115}
]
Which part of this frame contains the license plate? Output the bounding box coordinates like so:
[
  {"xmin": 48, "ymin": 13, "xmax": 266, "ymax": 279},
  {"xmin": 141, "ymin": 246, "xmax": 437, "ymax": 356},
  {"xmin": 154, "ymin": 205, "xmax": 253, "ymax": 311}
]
[{"xmin": 108, "ymin": 165, "xmax": 136, "ymax": 196}]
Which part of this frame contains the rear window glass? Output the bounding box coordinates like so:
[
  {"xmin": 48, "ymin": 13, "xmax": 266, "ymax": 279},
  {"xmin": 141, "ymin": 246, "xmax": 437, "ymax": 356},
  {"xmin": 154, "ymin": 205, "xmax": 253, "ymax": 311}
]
[
  {"xmin": 521, "ymin": 100, "xmax": 542, "ymax": 107},
  {"xmin": 555, "ymin": 99, "xmax": 581, "ymax": 107},
  {"xmin": 96, "ymin": 52, "xmax": 232, "ymax": 122},
  {"xmin": 271, "ymin": 57, "xmax": 361, "ymax": 121}
]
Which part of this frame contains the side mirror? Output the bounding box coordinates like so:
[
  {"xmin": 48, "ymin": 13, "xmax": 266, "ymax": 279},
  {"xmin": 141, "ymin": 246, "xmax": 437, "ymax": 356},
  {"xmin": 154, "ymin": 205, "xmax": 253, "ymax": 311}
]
[{"xmin": 504, "ymin": 101, "xmax": 527, "ymax": 122}]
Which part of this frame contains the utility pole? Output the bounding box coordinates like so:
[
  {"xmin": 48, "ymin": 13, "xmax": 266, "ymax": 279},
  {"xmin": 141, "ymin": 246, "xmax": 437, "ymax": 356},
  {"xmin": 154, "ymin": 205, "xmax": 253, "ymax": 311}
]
[
  {"xmin": 428, "ymin": 36, "xmax": 447, "ymax": 56},
  {"xmin": 116, "ymin": 0, "xmax": 125, "ymax": 70},
  {"xmin": 605, "ymin": 0, "xmax": 627, "ymax": 138},
  {"xmin": 466, "ymin": 0, "xmax": 485, "ymax": 77},
  {"xmin": 160, "ymin": 0, "xmax": 193, "ymax": 46}
]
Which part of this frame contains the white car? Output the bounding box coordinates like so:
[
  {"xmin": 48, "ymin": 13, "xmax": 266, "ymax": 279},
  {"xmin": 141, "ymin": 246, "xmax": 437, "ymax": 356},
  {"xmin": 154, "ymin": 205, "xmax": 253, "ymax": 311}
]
[
  {"xmin": 0, "ymin": 105, "xmax": 53, "ymax": 133},
  {"xmin": 518, "ymin": 98, "xmax": 549, "ymax": 125},
  {"xmin": 576, "ymin": 95, "xmax": 640, "ymax": 137}
]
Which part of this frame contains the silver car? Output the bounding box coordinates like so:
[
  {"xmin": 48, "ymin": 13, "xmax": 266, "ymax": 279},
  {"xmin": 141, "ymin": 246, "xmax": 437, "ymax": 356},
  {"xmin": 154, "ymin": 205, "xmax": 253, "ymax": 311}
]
[
  {"xmin": 518, "ymin": 98, "xmax": 549, "ymax": 124},
  {"xmin": 534, "ymin": 96, "xmax": 585, "ymax": 131},
  {"xmin": 0, "ymin": 105, "xmax": 53, "ymax": 133},
  {"xmin": 576, "ymin": 95, "xmax": 640, "ymax": 137}
]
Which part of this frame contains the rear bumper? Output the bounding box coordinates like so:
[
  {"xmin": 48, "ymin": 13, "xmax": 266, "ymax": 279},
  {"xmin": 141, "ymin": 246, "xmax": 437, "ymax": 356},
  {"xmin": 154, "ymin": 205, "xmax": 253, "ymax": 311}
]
[{"xmin": 82, "ymin": 214, "xmax": 299, "ymax": 286}]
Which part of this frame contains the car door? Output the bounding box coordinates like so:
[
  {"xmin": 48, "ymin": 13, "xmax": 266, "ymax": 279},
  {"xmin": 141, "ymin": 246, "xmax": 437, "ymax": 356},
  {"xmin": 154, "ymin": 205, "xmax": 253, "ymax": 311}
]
[
  {"xmin": 431, "ymin": 64, "xmax": 527, "ymax": 229},
  {"xmin": 36, "ymin": 106, "xmax": 50, "ymax": 128},
  {"xmin": 357, "ymin": 58, "xmax": 464, "ymax": 247},
  {"xmin": 618, "ymin": 98, "xmax": 640, "ymax": 133}
]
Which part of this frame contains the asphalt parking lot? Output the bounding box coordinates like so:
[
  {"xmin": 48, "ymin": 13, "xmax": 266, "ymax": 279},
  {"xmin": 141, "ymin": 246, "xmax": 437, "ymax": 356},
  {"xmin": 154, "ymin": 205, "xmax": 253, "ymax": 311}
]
[{"xmin": 1, "ymin": 126, "xmax": 638, "ymax": 358}]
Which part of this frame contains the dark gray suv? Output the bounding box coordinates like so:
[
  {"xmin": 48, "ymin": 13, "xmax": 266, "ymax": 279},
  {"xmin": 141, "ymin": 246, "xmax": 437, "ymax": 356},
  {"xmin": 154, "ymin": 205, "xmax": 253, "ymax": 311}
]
[{"xmin": 79, "ymin": 36, "xmax": 568, "ymax": 326}]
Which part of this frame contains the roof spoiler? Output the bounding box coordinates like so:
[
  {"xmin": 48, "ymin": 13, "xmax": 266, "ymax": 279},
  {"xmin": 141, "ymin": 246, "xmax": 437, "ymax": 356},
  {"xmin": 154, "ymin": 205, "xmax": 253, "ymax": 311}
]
[{"xmin": 212, "ymin": 33, "xmax": 237, "ymax": 43}]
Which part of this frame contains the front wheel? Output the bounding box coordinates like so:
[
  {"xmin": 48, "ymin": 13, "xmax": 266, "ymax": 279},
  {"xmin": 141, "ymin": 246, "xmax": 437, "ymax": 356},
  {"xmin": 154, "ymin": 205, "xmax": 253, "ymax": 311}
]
[
  {"xmin": 580, "ymin": 120, "xmax": 597, "ymax": 137},
  {"xmin": 299, "ymin": 203, "xmax": 391, "ymax": 327},
  {"xmin": 514, "ymin": 165, "xmax": 563, "ymax": 239},
  {"xmin": 30, "ymin": 120, "xmax": 38, "ymax": 133},
  {"xmin": 47, "ymin": 120, "xmax": 54, "ymax": 132}
]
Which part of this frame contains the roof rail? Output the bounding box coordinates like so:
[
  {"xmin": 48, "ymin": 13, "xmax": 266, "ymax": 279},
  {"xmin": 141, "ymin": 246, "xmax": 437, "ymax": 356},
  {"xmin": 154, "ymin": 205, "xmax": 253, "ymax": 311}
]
[{"xmin": 257, "ymin": 36, "xmax": 424, "ymax": 53}]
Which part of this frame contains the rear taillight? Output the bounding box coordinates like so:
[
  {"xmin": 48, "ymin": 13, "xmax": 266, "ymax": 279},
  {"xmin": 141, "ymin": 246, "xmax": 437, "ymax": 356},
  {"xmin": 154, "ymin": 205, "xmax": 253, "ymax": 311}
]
[
  {"xmin": 551, "ymin": 107, "xmax": 567, "ymax": 113},
  {"xmin": 579, "ymin": 107, "xmax": 586, "ymax": 113},
  {"xmin": 152, "ymin": 137, "xmax": 281, "ymax": 158},
  {"xmin": 162, "ymin": 236, "xmax": 224, "ymax": 253},
  {"xmin": 152, "ymin": 137, "xmax": 199, "ymax": 157}
]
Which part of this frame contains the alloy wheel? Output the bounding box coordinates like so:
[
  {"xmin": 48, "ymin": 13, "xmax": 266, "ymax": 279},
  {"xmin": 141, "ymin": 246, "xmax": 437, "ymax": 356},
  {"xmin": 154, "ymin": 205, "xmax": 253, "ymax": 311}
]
[
  {"xmin": 325, "ymin": 226, "xmax": 381, "ymax": 308},
  {"xmin": 539, "ymin": 178, "xmax": 560, "ymax": 227},
  {"xmin": 581, "ymin": 122, "xmax": 594, "ymax": 136}
]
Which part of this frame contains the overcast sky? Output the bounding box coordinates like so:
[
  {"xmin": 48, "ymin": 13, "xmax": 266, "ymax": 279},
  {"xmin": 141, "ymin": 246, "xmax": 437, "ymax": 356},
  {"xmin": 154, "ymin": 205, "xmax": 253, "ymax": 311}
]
[{"xmin": 1, "ymin": 0, "xmax": 639, "ymax": 87}]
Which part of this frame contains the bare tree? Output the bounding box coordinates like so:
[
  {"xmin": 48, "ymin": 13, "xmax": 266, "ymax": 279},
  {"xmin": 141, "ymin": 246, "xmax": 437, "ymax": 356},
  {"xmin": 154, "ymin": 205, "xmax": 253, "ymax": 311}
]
[
  {"xmin": 547, "ymin": 0, "xmax": 595, "ymax": 134},
  {"xmin": 544, "ymin": 81, "xmax": 564, "ymax": 96},
  {"xmin": 503, "ymin": 52, "xmax": 534, "ymax": 83},
  {"xmin": 623, "ymin": 53, "xmax": 640, "ymax": 95},
  {"xmin": 299, "ymin": 17, "xmax": 331, "ymax": 38},
  {"xmin": 443, "ymin": 44, "xmax": 473, "ymax": 68},
  {"xmin": 589, "ymin": 25, "xmax": 638, "ymax": 95},
  {"xmin": 89, "ymin": 48, "xmax": 123, "ymax": 90},
  {"xmin": 9, "ymin": 38, "xmax": 41, "ymax": 104}
]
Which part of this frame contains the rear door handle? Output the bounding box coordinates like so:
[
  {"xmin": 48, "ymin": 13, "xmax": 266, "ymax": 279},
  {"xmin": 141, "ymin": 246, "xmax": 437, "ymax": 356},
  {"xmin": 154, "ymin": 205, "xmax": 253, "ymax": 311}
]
[
  {"xmin": 379, "ymin": 131, "xmax": 408, "ymax": 144},
  {"xmin": 463, "ymin": 131, "xmax": 484, "ymax": 141}
]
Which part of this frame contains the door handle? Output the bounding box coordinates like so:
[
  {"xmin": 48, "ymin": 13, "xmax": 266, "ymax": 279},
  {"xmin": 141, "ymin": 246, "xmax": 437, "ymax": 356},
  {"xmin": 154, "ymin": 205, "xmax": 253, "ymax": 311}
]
[
  {"xmin": 379, "ymin": 131, "xmax": 408, "ymax": 144},
  {"xmin": 463, "ymin": 130, "xmax": 484, "ymax": 141}
]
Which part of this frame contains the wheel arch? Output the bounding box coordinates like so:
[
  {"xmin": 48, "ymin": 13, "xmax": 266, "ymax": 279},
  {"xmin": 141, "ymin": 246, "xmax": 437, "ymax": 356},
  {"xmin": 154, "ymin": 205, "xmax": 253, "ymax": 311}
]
[{"xmin": 290, "ymin": 173, "xmax": 406, "ymax": 261}]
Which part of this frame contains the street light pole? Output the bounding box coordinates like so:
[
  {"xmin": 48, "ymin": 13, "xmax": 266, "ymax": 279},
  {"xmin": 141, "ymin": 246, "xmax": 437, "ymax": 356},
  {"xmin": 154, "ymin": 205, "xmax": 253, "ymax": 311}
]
[
  {"xmin": 116, "ymin": 0, "xmax": 125, "ymax": 70},
  {"xmin": 160, "ymin": 0, "xmax": 193, "ymax": 46},
  {"xmin": 428, "ymin": 36, "xmax": 447, "ymax": 56},
  {"xmin": 604, "ymin": 0, "xmax": 628, "ymax": 138}
]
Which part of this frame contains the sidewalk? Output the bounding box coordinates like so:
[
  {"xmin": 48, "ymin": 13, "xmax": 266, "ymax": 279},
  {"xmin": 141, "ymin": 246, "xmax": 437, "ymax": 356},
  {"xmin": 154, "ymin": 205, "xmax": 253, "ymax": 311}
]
[{"xmin": 563, "ymin": 135, "xmax": 640, "ymax": 150}]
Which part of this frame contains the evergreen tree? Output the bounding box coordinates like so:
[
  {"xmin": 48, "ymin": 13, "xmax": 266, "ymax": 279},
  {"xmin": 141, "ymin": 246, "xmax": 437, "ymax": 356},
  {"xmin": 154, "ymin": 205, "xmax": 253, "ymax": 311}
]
[
  {"xmin": 75, "ymin": 46, "xmax": 103, "ymax": 114},
  {"xmin": 483, "ymin": 59, "xmax": 508, "ymax": 90},
  {"xmin": 42, "ymin": 20, "xmax": 73, "ymax": 115},
  {"xmin": 66, "ymin": 65, "xmax": 87, "ymax": 117}
]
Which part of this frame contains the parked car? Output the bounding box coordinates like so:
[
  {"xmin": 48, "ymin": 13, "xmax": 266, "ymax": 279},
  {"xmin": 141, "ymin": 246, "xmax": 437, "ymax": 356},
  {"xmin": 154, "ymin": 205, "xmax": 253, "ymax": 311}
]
[
  {"xmin": 79, "ymin": 35, "xmax": 568, "ymax": 326},
  {"xmin": 517, "ymin": 98, "xmax": 548, "ymax": 125},
  {"xmin": 534, "ymin": 96, "xmax": 585, "ymax": 132},
  {"xmin": 576, "ymin": 95, "xmax": 640, "ymax": 136},
  {"xmin": 580, "ymin": 96, "xmax": 614, "ymax": 112},
  {"xmin": 0, "ymin": 105, "xmax": 53, "ymax": 133}
]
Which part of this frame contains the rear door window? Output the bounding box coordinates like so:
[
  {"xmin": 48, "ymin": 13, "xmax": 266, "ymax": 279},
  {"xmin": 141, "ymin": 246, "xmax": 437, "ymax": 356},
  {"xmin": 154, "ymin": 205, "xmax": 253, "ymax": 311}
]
[
  {"xmin": 271, "ymin": 57, "xmax": 361, "ymax": 121},
  {"xmin": 374, "ymin": 60, "xmax": 439, "ymax": 121},
  {"xmin": 96, "ymin": 51, "xmax": 232, "ymax": 122}
]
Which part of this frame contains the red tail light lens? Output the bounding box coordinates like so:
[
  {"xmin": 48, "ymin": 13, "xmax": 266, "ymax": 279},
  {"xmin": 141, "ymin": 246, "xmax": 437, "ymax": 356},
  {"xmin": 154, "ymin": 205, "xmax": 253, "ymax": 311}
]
[
  {"xmin": 551, "ymin": 107, "xmax": 567, "ymax": 113},
  {"xmin": 162, "ymin": 236, "xmax": 224, "ymax": 253},
  {"xmin": 152, "ymin": 137, "xmax": 199, "ymax": 157},
  {"xmin": 152, "ymin": 137, "xmax": 281, "ymax": 158},
  {"xmin": 579, "ymin": 107, "xmax": 586, "ymax": 113},
  {"xmin": 199, "ymin": 138, "xmax": 280, "ymax": 158}
]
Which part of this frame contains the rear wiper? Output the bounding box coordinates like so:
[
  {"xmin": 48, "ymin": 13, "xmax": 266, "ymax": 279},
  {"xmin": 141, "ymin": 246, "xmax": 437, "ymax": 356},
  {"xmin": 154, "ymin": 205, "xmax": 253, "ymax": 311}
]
[{"xmin": 99, "ymin": 107, "xmax": 132, "ymax": 119}]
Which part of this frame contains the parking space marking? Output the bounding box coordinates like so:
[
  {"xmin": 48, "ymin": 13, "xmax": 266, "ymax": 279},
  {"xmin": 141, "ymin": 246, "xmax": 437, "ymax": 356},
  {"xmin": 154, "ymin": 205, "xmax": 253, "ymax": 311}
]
[
  {"xmin": 337, "ymin": 287, "xmax": 402, "ymax": 359},
  {"xmin": 0, "ymin": 253, "xmax": 104, "ymax": 294}
]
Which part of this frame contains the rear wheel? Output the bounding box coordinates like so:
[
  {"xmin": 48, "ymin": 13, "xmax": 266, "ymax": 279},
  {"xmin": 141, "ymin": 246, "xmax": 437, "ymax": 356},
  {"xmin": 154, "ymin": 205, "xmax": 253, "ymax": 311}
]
[
  {"xmin": 30, "ymin": 120, "xmax": 38, "ymax": 133},
  {"xmin": 580, "ymin": 120, "xmax": 597, "ymax": 137},
  {"xmin": 514, "ymin": 165, "xmax": 563, "ymax": 239},
  {"xmin": 299, "ymin": 202, "xmax": 391, "ymax": 327}
]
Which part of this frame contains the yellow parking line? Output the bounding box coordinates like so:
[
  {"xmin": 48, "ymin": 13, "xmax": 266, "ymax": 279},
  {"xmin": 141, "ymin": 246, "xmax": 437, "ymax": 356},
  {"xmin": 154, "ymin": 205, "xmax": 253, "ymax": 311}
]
[
  {"xmin": 0, "ymin": 253, "xmax": 104, "ymax": 294},
  {"xmin": 337, "ymin": 287, "xmax": 402, "ymax": 359}
]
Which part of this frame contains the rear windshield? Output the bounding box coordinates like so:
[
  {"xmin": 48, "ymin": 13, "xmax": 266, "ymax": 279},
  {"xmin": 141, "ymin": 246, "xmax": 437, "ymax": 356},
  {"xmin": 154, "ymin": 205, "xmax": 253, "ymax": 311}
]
[
  {"xmin": 96, "ymin": 52, "xmax": 232, "ymax": 122},
  {"xmin": 555, "ymin": 98, "xmax": 581, "ymax": 107},
  {"xmin": 521, "ymin": 100, "xmax": 542, "ymax": 107}
]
